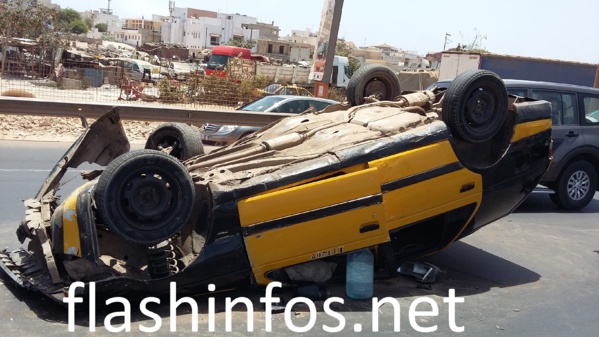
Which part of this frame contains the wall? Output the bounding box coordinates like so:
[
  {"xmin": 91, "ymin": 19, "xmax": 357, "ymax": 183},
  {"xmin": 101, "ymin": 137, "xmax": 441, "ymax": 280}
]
[
  {"xmin": 256, "ymin": 40, "xmax": 292, "ymax": 62},
  {"xmin": 187, "ymin": 8, "xmax": 217, "ymax": 19},
  {"xmin": 289, "ymin": 47, "xmax": 313, "ymax": 63},
  {"xmin": 352, "ymin": 48, "xmax": 382, "ymax": 60},
  {"xmin": 481, "ymin": 55, "xmax": 598, "ymax": 87},
  {"xmin": 91, "ymin": 10, "xmax": 122, "ymax": 33}
]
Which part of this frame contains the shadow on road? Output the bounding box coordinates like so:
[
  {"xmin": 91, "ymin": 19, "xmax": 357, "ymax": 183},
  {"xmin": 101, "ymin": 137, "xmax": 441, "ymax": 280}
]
[{"xmin": 513, "ymin": 190, "xmax": 599, "ymax": 214}]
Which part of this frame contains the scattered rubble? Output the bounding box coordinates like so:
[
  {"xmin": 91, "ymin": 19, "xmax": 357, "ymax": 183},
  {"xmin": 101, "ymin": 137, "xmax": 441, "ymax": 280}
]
[{"xmin": 0, "ymin": 114, "xmax": 195, "ymax": 144}]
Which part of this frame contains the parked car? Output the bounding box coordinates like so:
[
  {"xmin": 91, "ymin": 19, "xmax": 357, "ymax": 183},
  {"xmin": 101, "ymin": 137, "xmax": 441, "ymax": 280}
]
[
  {"xmin": 117, "ymin": 58, "xmax": 162, "ymax": 82},
  {"xmin": 0, "ymin": 69, "xmax": 552, "ymax": 302},
  {"xmin": 429, "ymin": 79, "xmax": 599, "ymax": 210},
  {"xmin": 168, "ymin": 62, "xmax": 202, "ymax": 80},
  {"xmin": 253, "ymin": 84, "xmax": 314, "ymax": 98},
  {"xmin": 200, "ymin": 95, "xmax": 339, "ymax": 146}
]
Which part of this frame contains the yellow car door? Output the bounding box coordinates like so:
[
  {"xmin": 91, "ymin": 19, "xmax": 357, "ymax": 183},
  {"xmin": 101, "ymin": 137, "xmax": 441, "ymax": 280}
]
[{"xmin": 238, "ymin": 167, "xmax": 389, "ymax": 284}]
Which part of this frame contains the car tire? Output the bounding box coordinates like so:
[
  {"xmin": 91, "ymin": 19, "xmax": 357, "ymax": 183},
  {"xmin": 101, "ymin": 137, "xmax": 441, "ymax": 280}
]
[
  {"xmin": 347, "ymin": 64, "xmax": 401, "ymax": 106},
  {"xmin": 442, "ymin": 69, "xmax": 508, "ymax": 143},
  {"xmin": 95, "ymin": 149, "xmax": 196, "ymax": 245},
  {"xmin": 550, "ymin": 160, "xmax": 597, "ymax": 210},
  {"xmin": 145, "ymin": 123, "xmax": 204, "ymax": 160}
]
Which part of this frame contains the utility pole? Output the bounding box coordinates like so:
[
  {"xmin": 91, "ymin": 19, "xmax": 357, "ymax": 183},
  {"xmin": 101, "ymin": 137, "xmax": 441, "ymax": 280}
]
[
  {"xmin": 311, "ymin": 0, "xmax": 344, "ymax": 98},
  {"xmin": 443, "ymin": 33, "xmax": 451, "ymax": 51}
]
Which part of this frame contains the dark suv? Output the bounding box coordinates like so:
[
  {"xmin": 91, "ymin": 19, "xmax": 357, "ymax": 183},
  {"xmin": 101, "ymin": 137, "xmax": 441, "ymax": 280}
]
[{"xmin": 431, "ymin": 79, "xmax": 599, "ymax": 210}]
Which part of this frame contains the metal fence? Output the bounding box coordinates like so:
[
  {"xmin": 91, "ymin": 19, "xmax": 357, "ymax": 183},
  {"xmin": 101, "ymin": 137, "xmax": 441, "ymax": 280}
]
[
  {"xmin": 0, "ymin": 59, "xmax": 346, "ymax": 110},
  {"xmin": 0, "ymin": 69, "xmax": 258, "ymax": 110}
]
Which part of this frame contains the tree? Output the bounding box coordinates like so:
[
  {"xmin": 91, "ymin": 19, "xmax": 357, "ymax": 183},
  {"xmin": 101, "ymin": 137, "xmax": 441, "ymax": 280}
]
[
  {"xmin": 84, "ymin": 17, "xmax": 94, "ymax": 31},
  {"xmin": 95, "ymin": 23, "xmax": 108, "ymax": 33},
  {"xmin": 70, "ymin": 19, "xmax": 88, "ymax": 35},
  {"xmin": 56, "ymin": 8, "xmax": 88, "ymax": 34},
  {"xmin": 226, "ymin": 39, "xmax": 256, "ymax": 50},
  {"xmin": 0, "ymin": 0, "xmax": 63, "ymax": 77},
  {"xmin": 0, "ymin": 0, "xmax": 60, "ymax": 39},
  {"xmin": 58, "ymin": 8, "xmax": 81, "ymax": 27},
  {"xmin": 335, "ymin": 39, "xmax": 352, "ymax": 57},
  {"xmin": 335, "ymin": 38, "xmax": 360, "ymax": 75}
]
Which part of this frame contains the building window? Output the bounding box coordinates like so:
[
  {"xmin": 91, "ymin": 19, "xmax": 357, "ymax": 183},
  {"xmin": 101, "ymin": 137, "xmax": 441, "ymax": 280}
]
[
  {"xmin": 279, "ymin": 46, "xmax": 284, "ymax": 54},
  {"xmin": 267, "ymin": 44, "xmax": 273, "ymax": 53},
  {"xmin": 210, "ymin": 35, "xmax": 220, "ymax": 46}
]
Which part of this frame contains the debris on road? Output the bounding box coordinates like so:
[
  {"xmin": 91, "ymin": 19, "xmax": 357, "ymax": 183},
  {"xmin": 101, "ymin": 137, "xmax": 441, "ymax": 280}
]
[{"xmin": 397, "ymin": 262, "xmax": 443, "ymax": 283}]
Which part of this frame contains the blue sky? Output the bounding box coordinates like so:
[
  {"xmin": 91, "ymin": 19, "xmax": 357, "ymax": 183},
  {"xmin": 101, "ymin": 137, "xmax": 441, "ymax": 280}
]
[{"xmin": 52, "ymin": 0, "xmax": 599, "ymax": 64}]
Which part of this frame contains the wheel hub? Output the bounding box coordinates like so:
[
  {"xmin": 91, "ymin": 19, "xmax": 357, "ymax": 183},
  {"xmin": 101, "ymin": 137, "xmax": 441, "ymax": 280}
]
[
  {"xmin": 123, "ymin": 174, "xmax": 173, "ymax": 224},
  {"xmin": 567, "ymin": 170, "xmax": 590, "ymax": 201},
  {"xmin": 465, "ymin": 90, "xmax": 494, "ymax": 126},
  {"xmin": 364, "ymin": 80, "xmax": 388, "ymax": 99}
]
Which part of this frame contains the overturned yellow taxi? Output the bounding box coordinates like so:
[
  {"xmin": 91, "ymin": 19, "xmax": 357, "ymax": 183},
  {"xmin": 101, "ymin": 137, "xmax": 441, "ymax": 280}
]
[{"xmin": 0, "ymin": 69, "xmax": 552, "ymax": 302}]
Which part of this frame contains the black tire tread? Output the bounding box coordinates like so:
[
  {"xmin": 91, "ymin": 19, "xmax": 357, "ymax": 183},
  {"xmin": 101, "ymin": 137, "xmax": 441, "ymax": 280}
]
[
  {"xmin": 145, "ymin": 123, "xmax": 204, "ymax": 160},
  {"xmin": 347, "ymin": 64, "xmax": 401, "ymax": 106},
  {"xmin": 95, "ymin": 149, "xmax": 195, "ymax": 245},
  {"xmin": 552, "ymin": 160, "xmax": 597, "ymax": 210},
  {"xmin": 442, "ymin": 69, "xmax": 508, "ymax": 143}
]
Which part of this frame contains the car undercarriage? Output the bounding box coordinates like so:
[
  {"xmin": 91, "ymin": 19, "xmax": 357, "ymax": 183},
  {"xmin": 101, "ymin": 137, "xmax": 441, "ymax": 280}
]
[{"xmin": 0, "ymin": 69, "xmax": 552, "ymax": 303}]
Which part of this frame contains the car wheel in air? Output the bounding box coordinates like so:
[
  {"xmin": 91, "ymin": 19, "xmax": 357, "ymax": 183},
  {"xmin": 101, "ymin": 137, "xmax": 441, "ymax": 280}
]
[
  {"xmin": 442, "ymin": 69, "xmax": 508, "ymax": 143},
  {"xmin": 95, "ymin": 149, "xmax": 196, "ymax": 245},
  {"xmin": 550, "ymin": 160, "xmax": 597, "ymax": 210},
  {"xmin": 347, "ymin": 64, "xmax": 401, "ymax": 106},
  {"xmin": 145, "ymin": 123, "xmax": 204, "ymax": 160}
]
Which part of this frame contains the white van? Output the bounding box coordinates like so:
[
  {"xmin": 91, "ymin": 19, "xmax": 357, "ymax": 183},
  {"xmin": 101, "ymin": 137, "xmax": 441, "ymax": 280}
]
[{"xmin": 118, "ymin": 58, "xmax": 162, "ymax": 82}]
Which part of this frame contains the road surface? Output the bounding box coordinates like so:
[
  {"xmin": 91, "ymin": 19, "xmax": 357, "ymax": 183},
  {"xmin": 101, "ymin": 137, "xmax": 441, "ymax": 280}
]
[{"xmin": 1, "ymin": 140, "xmax": 598, "ymax": 336}]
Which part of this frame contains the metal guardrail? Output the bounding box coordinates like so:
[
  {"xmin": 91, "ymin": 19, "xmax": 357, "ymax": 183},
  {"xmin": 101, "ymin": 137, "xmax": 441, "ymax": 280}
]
[{"xmin": 0, "ymin": 97, "xmax": 293, "ymax": 127}]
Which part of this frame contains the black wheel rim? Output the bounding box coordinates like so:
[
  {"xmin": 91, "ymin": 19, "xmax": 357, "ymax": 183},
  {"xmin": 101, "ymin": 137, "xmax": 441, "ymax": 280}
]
[
  {"xmin": 462, "ymin": 84, "xmax": 502, "ymax": 137},
  {"xmin": 117, "ymin": 167, "xmax": 180, "ymax": 231},
  {"xmin": 465, "ymin": 89, "xmax": 495, "ymax": 127}
]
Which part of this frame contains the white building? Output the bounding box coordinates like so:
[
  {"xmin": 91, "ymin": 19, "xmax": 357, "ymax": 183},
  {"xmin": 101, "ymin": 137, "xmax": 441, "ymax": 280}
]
[
  {"xmin": 114, "ymin": 30, "xmax": 143, "ymax": 48},
  {"xmin": 161, "ymin": 8, "xmax": 261, "ymax": 54},
  {"xmin": 285, "ymin": 28, "xmax": 318, "ymax": 46},
  {"xmin": 86, "ymin": 9, "xmax": 122, "ymax": 33}
]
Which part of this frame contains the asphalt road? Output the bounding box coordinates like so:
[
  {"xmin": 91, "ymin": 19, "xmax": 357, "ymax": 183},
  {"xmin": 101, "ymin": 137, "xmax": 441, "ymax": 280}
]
[{"xmin": 1, "ymin": 140, "xmax": 598, "ymax": 336}]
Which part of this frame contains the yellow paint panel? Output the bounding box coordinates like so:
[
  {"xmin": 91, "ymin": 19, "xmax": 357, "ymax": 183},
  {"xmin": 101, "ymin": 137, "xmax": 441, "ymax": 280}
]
[
  {"xmin": 368, "ymin": 141, "xmax": 459, "ymax": 183},
  {"xmin": 251, "ymin": 234, "xmax": 389, "ymax": 285},
  {"xmin": 62, "ymin": 192, "xmax": 81, "ymax": 257},
  {"xmin": 512, "ymin": 119, "xmax": 552, "ymax": 142},
  {"xmin": 244, "ymin": 205, "xmax": 389, "ymax": 284},
  {"xmin": 383, "ymin": 169, "xmax": 482, "ymax": 222},
  {"xmin": 238, "ymin": 167, "xmax": 381, "ymax": 227}
]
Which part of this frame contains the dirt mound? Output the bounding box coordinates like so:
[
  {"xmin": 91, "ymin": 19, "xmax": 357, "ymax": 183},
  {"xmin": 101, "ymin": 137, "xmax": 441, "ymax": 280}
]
[{"xmin": 0, "ymin": 114, "xmax": 195, "ymax": 144}]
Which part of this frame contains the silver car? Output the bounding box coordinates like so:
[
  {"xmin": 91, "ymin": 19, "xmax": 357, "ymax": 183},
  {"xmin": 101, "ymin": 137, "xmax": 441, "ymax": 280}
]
[{"xmin": 201, "ymin": 95, "xmax": 340, "ymax": 146}]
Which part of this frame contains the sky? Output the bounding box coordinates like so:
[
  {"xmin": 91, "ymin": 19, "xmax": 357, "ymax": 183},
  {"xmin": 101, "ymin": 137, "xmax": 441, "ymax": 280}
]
[{"xmin": 50, "ymin": 0, "xmax": 599, "ymax": 64}]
